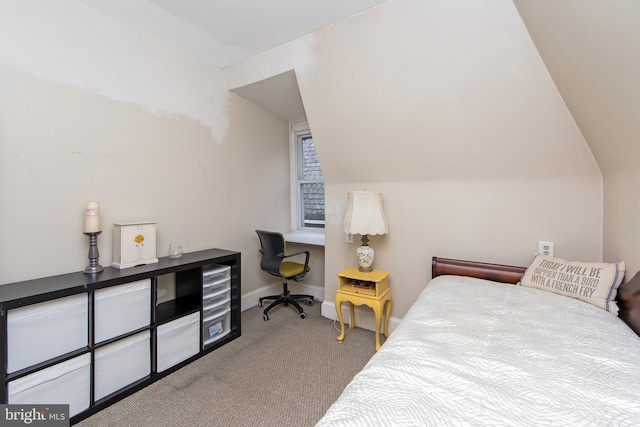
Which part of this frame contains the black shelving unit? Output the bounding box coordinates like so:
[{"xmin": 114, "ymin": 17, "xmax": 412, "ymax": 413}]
[{"xmin": 0, "ymin": 248, "xmax": 241, "ymax": 424}]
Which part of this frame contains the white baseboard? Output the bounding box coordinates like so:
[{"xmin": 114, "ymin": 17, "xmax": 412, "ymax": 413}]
[
  {"xmin": 321, "ymin": 301, "xmax": 401, "ymax": 334},
  {"xmin": 241, "ymin": 282, "xmax": 324, "ymax": 312}
]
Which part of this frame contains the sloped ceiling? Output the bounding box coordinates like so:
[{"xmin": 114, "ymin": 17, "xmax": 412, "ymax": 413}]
[
  {"xmin": 80, "ymin": 0, "xmax": 639, "ymax": 168},
  {"xmin": 514, "ymin": 0, "xmax": 640, "ymax": 175},
  {"xmin": 230, "ymin": 70, "xmax": 306, "ymax": 122},
  {"xmin": 80, "ymin": 0, "xmax": 388, "ymax": 67},
  {"xmin": 80, "ymin": 0, "xmax": 388, "ymax": 122}
]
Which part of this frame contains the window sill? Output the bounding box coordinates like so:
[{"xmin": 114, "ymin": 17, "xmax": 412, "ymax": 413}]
[{"xmin": 284, "ymin": 231, "xmax": 325, "ymax": 246}]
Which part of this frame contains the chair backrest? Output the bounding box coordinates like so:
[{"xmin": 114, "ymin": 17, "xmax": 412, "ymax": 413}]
[{"xmin": 256, "ymin": 230, "xmax": 286, "ymax": 277}]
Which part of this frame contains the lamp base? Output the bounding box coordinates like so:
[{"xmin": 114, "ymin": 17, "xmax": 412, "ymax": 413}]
[{"xmin": 356, "ymin": 244, "xmax": 375, "ymax": 273}]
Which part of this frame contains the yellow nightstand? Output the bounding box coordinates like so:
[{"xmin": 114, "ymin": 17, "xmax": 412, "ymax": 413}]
[{"xmin": 335, "ymin": 267, "xmax": 392, "ymax": 351}]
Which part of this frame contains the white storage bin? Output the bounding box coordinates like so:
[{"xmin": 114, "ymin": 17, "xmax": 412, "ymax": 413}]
[
  {"xmin": 8, "ymin": 354, "xmax": 90, "ymax": 417},
  {"xmin": 94, "ymin": 279, "xmax": 151, "ymax": 343},
  {"xmin": 202, "ymin": 309, "xmax": 231, "ymax": 347},
  {"xmin": 7, "ymin": 294, "xmax": 88, "ymax": 373},
  {"xmin": 203, "ymin": 264, "xmax": 230, "ymax": 283},
  {"xmin": 156, "ymin": 312, "xmax": 200, "ymax": 373},
  {"xmin": 94, "ymin": 331, "xmax": 150, "ymax": 400}
]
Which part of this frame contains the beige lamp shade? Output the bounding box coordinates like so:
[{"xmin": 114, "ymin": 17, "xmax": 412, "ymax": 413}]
[
  {"xmin": 344, "ymin": 191, "xmax": 388, "ymax": 272},
  {"xmin": 343, "ymin": 191, "xmax": 389, "ymax": 236}
]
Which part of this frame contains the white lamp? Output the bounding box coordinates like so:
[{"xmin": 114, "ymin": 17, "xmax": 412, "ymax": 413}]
[{"xmin": 343, "ymin": 191, "xmax": 389, "ymax": 272}]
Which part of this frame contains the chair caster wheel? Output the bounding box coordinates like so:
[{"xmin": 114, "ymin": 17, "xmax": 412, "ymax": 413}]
[
  {"xmin": 263, "ymin": 313, "xmax": 270, "ymax": 321},
  {"xmin": 300, "ymin": 312, "xmax": 307, "ymax": 319},
  {"xmin": 306, "ymin": 298, "xmax": 314, "ymax": 306}
]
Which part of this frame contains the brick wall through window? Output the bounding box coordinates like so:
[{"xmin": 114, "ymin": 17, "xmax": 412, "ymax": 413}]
[{"xmin": 301, "ymin": 136, "xmax": 325, "ymax": 226}]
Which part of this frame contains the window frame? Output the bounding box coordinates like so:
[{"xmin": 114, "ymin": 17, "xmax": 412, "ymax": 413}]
[{"xmin": 289, "ymin": 121, "xmax": 325, "ymax": 235}]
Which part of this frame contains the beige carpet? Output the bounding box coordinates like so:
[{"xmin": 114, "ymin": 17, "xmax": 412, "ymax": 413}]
[{"xmin": 77, "ymin": 302, "xmax": 377, "ymax": 427}]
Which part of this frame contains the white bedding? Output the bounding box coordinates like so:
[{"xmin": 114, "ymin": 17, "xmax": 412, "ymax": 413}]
[{"xmin": 316, "ymin": 275, "xmax": 640, "ymax": 426}]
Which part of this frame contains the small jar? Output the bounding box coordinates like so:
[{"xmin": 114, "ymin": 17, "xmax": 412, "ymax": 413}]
[{"xmin": 168, "ymin": 244, "xmax": 183, "ymax": 259}]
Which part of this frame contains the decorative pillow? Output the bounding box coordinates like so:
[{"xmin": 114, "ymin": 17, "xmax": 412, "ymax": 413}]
[{"xmin": 518, "ymin": 254, "xmax": 625, "ymax": 314}]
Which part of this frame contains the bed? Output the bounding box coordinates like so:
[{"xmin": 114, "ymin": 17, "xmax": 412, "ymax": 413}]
[{"xmin": 316, "ymin": 256, "xmax": 640, "ymax": 426}]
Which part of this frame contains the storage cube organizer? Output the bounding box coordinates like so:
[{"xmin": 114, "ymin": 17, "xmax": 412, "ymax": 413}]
[
  {"xmin": 94, "ymin": 331, "xmax": 150, "ymax": 400},
  {"xmin": 8, "ymin": 354, "xmax": 91, "ymax": 417},
  {"xmin": 0, "ymin": 249, "xmax": 240, "ymax": 422},
  {"xmin": 156, "ymin": 312, "xmax": 200, "ymax": 372},
  {"xmin": 7, "ymin": 294, "xmax": 88, "ymax": 373},
  {"xmin": 94, "ymin": 279, "xmax": 151, "ymax": 343}
]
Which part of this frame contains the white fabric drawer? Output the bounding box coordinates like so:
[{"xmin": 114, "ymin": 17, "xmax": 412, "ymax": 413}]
[
  {"xmin": 156, "ymin": 312, "xmax": 200, "ymax": 373},
  {"xmin": 94, "ymin": 331, "xmax": 150, "ymax": 400},
  {"xmin": 8, "ymin": 354, "xmax": 91, "ymax": 417},
  {"xmin": 7, "ymin": 294, "xmax": 88, "ymax": 373},
  {"xmin": 94, "ymin": 279, "xmax": 151, "ymax": 343}
]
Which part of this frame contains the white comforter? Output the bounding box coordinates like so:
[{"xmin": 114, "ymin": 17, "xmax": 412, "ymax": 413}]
[{"xmin": 316, "ymin": 276, "xmax": 640, "ymax": 426}]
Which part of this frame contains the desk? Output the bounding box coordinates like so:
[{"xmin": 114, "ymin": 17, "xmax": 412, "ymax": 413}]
[{"xmin": 335, "ymin": 267, "xmax": 392, "ymax": 351}]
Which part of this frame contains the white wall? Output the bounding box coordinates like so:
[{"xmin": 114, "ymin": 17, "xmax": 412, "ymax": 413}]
[
  {"xmin": 327, "ymin": 178, "xmax": 602, "ymax": 317},
  {"xmin": 1, "ymin": 0, "xmax": 611, "ymax": 326},
  {"xmin": 514, "ymin": 0, "xmax": 640, "ymax": 276},
  {"xmin": 225, "ymin": 0, "xmax": 603, "ymax": 320},
  {"xmin": 0, "ymin": 0, "xmax": 290, "ymax": 297}
]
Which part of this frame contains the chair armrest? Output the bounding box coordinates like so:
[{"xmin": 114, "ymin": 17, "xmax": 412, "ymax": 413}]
[
  {"xmin": 282, "ymin": 250, "xmax": 309, "ymax": 258},
  {"xmin": 282, "ymin": 250, "xmax": 310, "ymax": 272}
]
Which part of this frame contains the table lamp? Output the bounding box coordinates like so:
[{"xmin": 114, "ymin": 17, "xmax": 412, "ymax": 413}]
[{"xmin": 343, "ymin": 191, "xmax": 388, "ymax": 272}]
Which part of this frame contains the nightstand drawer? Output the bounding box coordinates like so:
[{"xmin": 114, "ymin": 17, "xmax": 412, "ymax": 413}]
[
  {"xmin": 337, "ymin": 267, "xmax": 389, "ymax": 298},
  {"xmin": 339, "ymin": 281, "xmax": 378, "ymax": 297}
]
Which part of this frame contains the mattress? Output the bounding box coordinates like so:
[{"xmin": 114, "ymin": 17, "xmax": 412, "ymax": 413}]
[{"xmin": 316, "ymin": 275, "xmax": 640, "ymax": 426}]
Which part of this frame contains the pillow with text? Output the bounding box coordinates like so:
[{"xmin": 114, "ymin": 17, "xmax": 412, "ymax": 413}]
[{"xmin": 519, "ymin": 254, "xmax": 625, "ymax": 314}]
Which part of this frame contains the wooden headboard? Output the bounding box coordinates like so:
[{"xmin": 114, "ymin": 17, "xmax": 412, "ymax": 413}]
[
  {"xmin": 618, "ymin": 271, "xmax": 640, "ymax": 336},
  {"xmin": 432, "ymin": 257, "xmax": 526, "ymax": 284},
  {"xmin": 431, "ymin": 256, "xmax": 640, "ymax": 337}
]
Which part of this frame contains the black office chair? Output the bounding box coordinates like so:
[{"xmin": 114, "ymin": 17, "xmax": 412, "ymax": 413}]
[{"xmin": 256, "ymin": 230, "xmax": 315, "ymax": 321}]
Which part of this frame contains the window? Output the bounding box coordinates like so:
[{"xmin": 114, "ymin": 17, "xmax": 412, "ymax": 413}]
[{"xmin": 290, "ymin": 121, "xmax": 325, "ymax": 231}]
